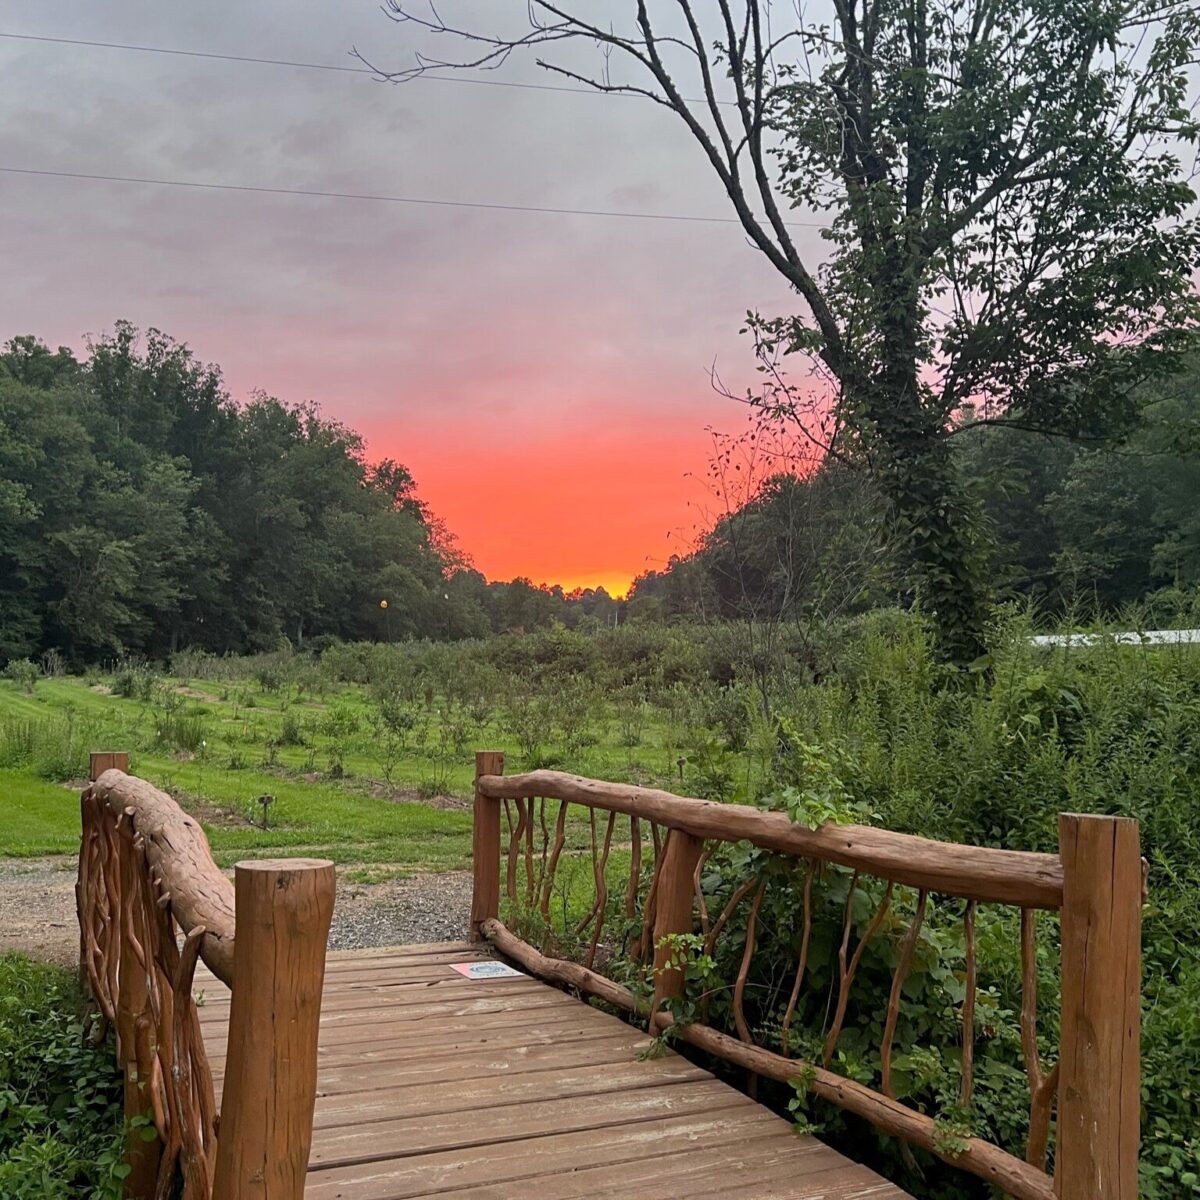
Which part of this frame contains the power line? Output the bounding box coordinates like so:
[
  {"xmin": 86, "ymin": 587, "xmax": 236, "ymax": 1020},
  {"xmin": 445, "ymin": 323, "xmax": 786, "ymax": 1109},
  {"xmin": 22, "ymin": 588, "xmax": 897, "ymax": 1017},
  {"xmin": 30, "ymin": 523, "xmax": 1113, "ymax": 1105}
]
[
  {"xmin": 0, "ymin": 30, "xmax": 656, "ymax": 100},
  {"xmin": 0, "ymin": 164, "xmax": 828, "ymax": 228}
]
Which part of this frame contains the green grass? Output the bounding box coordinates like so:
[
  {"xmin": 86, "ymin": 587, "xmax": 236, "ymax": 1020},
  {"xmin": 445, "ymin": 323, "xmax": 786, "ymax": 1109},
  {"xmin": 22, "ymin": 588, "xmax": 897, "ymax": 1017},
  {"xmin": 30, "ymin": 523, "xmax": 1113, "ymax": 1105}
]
[
  {"xmin": 0, "ymin": 771, "xmax": 83, "ymax": 856},
  {"xmin": 0, "ymin": 657, "xmax": 724, "ymax": 883},
  {"xmin": 0, "ymin": 673, "xmax": 680, "ymax": 877},
  {"xmin": 0, "ymin": 678, "xmax": 481, "ymax": 873}
]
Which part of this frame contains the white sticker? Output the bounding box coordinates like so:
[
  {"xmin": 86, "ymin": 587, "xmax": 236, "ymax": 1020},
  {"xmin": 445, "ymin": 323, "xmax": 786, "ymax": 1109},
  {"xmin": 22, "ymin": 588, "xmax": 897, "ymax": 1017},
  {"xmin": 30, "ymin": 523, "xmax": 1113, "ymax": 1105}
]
[{"xmin": 450, "ymin": 961, "xmax": 525, "ymax": 980}]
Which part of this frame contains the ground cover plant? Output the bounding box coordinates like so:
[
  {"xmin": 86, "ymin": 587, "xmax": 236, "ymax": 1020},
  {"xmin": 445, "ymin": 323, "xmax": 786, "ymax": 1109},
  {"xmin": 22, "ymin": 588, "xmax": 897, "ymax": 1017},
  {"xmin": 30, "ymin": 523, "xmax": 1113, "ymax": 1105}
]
[{"xmin": 0, "ymin": 953, "xmax": 122, "ymax": 1198}]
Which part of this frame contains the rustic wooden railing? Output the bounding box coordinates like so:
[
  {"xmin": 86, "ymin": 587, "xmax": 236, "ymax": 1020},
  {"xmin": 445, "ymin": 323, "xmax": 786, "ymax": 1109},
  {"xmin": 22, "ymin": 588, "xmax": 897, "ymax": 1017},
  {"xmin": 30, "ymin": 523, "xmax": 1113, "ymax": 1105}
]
[
  {"xmin": 75, "ymin": 752, "xmax": 335, "ymax": 1200},
  {"xmin": 471, "ymin": 751, "xmax": 1143, "ymax": 1200}
]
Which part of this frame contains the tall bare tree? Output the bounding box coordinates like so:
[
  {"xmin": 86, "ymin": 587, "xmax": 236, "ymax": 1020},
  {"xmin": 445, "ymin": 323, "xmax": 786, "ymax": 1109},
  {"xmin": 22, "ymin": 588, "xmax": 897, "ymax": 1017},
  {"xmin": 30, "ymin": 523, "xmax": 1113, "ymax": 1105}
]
[{"xmin": 365, "ymin": 0, "xmax": 1200, "ymax": 661}]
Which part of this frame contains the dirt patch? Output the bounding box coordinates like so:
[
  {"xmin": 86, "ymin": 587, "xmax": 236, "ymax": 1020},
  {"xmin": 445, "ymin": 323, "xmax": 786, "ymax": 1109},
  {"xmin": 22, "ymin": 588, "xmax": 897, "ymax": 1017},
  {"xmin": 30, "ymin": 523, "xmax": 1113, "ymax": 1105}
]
[
  {"xmin": 174, "ymin": 685, "xmax": 222, "ymax": 702},
  {"xmin": 170, "ymin": 791, "xmax": 256, "ymax": 830},
  {"xmin": 364, "ymin": 782, "xmax": 469, "ymax": 812}
]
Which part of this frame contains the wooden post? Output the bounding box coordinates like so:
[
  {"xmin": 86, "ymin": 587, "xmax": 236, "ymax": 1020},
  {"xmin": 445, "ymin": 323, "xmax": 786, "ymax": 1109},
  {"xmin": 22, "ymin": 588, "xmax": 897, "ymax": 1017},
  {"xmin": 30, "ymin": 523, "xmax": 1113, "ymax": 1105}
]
[
  {"xmin": 212, "ymin": 858, "xmax": 335, "ymax": 1200},
  {"xmin": 650, "ymin": 828, "xmax": 705, "ymax": 1018},
  {"xmin": 471, "ymin": 751, "xmax": 504, "ymax": 941},
  {"xmin": 1056, "ymin": 813, "xmax": 1141, "ymax": 1200},
  {"xmin": 90, "ymin": 750, "xmax": 129, "ymax": 780}
]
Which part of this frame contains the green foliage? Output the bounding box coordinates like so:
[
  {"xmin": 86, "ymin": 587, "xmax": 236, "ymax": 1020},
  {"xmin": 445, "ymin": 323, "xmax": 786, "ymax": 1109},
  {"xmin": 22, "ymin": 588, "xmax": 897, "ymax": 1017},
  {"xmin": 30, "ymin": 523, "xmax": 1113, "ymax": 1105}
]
[
  {"xmin": 0, "ymin": 325, "xmax": 628, "ymax": 668},
  {"xmin": 764, "ymin": 723, "xmax": 876, "ymax": 828},
  {"xmin": 272, "ymin": 711, "xmax": 307, "ymax": 749},
  {"xmin": 2, "ymin": 660, "xmax": 38, "ymax": 694},
  {"xmin": 1, "ymin": 617, "xmax": 1199, "ymax": 1194},
  {"xmin": 0, "ymin": 954, "xmax": 122, "ymax": 1198},
  {"xmin": 0, "ymin": 715, "xmax": 101, "ymax": 782}
]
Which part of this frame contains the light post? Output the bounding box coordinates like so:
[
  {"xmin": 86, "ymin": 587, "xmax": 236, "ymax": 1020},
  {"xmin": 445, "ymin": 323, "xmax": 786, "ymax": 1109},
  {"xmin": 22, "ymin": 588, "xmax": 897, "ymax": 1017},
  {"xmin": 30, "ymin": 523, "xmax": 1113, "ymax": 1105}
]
[{"xmin": 380, "ymin": 598, "xmax": 391, "ymax": 643}]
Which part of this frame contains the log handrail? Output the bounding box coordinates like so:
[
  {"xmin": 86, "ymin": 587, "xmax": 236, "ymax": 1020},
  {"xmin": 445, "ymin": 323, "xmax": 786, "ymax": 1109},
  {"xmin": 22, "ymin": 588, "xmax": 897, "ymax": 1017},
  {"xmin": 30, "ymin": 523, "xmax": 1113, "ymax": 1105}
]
[
  {"xmin": 477, "ymin": 769, "xmax": 1065, "ymax": 908},
  {"xmin": 76, "ymin": 753, "xmax": 334, "ymax": 1200},
  {"xmin": 471, "ymin": 753, "xmax": 1142, "ymax": 1200},
  {"xmin": 88, "ymin": 767, "xmax": 237, "ymax": 985}
]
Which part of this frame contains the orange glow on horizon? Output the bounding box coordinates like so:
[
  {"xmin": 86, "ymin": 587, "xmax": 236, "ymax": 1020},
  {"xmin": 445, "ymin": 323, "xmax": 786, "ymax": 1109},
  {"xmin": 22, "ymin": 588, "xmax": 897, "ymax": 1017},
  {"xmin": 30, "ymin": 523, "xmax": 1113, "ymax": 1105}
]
[{"xmin": 367, "ymin": 413, "xmax": 725, "ymax": 599}]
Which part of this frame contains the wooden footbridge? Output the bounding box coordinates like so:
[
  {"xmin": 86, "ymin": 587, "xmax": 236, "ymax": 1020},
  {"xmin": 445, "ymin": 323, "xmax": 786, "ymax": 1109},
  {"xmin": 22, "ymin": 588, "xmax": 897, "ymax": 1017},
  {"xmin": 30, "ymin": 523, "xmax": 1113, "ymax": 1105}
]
[{"xmin": 76, "ymin": 751, "xmax": 1143, "ymax": 1200}]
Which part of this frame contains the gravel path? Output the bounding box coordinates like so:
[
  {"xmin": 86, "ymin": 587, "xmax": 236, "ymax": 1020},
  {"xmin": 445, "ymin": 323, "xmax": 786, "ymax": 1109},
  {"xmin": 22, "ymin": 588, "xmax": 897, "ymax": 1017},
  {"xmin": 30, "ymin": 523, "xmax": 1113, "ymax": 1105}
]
[
  {"xmin": 328, "ymin": 871, "xmax": 472, "ymax": 949},
  {"xmin": 0, "ymin": 856, "xmax": 473, "ymax": 967},
  {"xmin": 0, "ymin": 857, "xmax": 79, "ymax": 967}
]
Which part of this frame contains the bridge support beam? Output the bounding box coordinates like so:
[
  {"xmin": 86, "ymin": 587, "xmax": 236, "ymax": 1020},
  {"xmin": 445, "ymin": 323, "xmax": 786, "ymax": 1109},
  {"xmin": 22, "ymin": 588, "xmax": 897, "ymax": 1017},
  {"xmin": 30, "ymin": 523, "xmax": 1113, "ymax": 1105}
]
[
  {"xmin": 471, "ymin": 751, "xmax": 505, "ymax": 940},
  {"xmin": 650, "ymin": 828, "xmax": 705, "ymax": 1017},
  {"xmin": 212, "ymin": 858, "xmax": 335, "ymax": 1200},
  {"xmin": 1056, "ymin": 813, "xmax": 1141, "ymax": 1200}
]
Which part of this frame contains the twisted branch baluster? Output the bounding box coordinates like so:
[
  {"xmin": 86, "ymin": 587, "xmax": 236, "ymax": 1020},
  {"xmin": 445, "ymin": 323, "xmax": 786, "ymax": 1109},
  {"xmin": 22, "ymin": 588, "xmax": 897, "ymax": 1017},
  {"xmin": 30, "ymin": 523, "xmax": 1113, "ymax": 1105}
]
[
  {"xmin": 880, "ymin": 889, "xmax": 928, "ymax": 1097},
  {"xmin": 505, "ymin": 799, "xmax": 528, "ymax": 905},
  {"xmin": 574, "ymin": 810, "xmax": 601, "ymax": 936},
  {"xmin": 584, "ymin": 812, "xmax": 617, "ymax": 970},
  {"xmin": 624, "ymin": 815, "xmax": 642, "ymax": 922},
  {"xmin": 1021, "ymin": 908, "xmax": 1059, "ymax": 1170},
  {"xmin": 704, "ymin": 877, "xmax": 758, "ymax": 959},
  {"xmin": 733, "ymin": 881, "xmax": 767, "ymax": 1045},
  {"xmin": 539, "ymin": 800, "xmax": 569, "ymax": 924},
  {"xmin": 523, "ymin": 798, "xmax": 536, "ymax": 907},
  {"xmin": 961, "ymin": 900, "xmax": 977, "ymax": 1107},
  {"xmin": 823, "ymin": 875, "xmax": 894, "ymax": 1067},
  {"xmin": 780, "ymin": 860, "xmax": 816, "ymax": 1057}
]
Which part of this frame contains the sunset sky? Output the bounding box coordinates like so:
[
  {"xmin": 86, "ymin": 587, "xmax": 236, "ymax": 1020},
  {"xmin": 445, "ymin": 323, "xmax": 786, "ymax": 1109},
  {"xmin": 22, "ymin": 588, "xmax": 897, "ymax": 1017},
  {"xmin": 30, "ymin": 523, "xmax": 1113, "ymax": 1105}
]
[{"xmin": 0, "ymin": 2, "xmax": 823, "ymax": 595}]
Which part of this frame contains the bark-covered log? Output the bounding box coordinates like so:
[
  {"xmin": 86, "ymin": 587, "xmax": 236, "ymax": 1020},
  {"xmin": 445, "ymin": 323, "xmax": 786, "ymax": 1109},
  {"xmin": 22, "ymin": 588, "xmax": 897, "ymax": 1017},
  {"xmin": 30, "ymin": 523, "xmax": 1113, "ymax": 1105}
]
[
  {"xmin": 90, "ymin": 769, "xmax": 236, "ymax": 986},
  {"xmin": 479, "ymin": 770, "xmax": 1064, "ymax": 907},
  {"xmin": 649, "ymin": 1012, "xmax": 1057, "ymax": 1200},
  {"xmin": 481, "ymin": 918, "xmax": 644, "ymax": 1015}
]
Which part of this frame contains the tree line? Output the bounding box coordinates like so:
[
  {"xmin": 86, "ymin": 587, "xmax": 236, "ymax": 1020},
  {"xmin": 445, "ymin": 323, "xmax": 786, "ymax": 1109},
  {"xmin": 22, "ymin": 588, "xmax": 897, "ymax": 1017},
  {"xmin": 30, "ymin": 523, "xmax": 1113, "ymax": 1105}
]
[
  {"xmin": 0, "ymin": 323, "xmax": 620, "ymax": 664},
  {"xmin": 629, "ymin": 360, "xmax": 1200, "ymax": 629}
]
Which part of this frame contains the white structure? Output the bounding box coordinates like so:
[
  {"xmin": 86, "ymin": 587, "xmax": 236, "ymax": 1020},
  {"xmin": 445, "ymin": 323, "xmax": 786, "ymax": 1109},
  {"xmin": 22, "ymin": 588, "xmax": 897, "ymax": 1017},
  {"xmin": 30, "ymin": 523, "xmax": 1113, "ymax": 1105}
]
[{"xmin": 1031, "ymin": 629, "xmax": 1200, "ymax": 647}]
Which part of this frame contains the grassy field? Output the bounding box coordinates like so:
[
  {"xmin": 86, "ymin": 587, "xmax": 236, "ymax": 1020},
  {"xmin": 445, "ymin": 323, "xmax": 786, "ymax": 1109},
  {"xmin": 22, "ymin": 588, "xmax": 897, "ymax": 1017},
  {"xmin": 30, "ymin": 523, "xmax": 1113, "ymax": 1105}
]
[
  {"xmin": 0, "ymin": 674, "xmax": 479, "ymax": 874},
  {"xmin": 0, "ymin": 666, "xmax": 694, "ymax": 879}
]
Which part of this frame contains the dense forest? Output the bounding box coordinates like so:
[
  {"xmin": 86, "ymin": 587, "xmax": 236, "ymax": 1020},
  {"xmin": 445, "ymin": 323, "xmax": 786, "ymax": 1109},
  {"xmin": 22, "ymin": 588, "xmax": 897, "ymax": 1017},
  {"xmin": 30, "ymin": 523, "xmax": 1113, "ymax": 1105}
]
[
  {"xmin": 3, "ymin": 324, "xmax": 1199, "ymax": 667},
  {"xmin": 630, "ymin": 362, "xmax": 1200, "ymax": 628},
  {"xmin": 0, "ymin": 324, "xmax": 621, "ymax": 663}
]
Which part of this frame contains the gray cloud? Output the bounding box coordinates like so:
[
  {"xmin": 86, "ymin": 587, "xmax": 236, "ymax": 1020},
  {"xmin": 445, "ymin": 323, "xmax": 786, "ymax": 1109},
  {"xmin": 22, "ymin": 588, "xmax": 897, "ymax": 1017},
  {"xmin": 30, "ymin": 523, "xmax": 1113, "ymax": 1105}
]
[{"xmin": 0, "ymin": 1, "xmax": 815, "ymax": 575}]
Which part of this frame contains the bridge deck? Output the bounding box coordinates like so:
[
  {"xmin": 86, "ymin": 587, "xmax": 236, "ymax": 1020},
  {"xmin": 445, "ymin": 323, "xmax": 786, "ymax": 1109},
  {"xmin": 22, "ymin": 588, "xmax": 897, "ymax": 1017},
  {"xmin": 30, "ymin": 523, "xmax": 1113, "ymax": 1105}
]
[{"xmin": 197, "ymin": 941, "xmax": 907, "ymax": 1199}]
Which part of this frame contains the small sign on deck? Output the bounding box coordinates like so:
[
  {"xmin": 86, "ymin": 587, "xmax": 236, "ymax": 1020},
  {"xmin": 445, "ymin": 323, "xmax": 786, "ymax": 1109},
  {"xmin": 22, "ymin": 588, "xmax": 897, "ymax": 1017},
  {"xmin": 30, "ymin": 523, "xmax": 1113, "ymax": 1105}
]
[{"xmin": 450, "ymin": 961, "xmax": 525, "ymax": 980}]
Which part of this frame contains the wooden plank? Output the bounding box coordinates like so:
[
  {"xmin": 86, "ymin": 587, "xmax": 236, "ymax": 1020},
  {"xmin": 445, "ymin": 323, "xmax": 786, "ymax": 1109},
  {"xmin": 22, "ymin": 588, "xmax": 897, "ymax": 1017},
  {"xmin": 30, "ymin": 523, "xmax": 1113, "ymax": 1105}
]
[
  {"xmin": 308, "ymin": 1080, "xmax": 746, "ymax": 1169},
  {"xmin": 208, "ymin": 1021, "xmax": 640, "ymax": 1075},
  {"xmin": 319, "ymin": 947, "xmax": 494, "ymax": 975},
  {"xmin": 200, "ymin": 1001, "xmax": 605, "ymax": 1059},
  {"xmin": 324, "ymin": 942, "xmax": 487, "ymax": 960},
  {"xmin": 310, "ymin": 1057, "xmax": 710, "ymax": 1130},
  {"xmin": 303, "ymin": 1108, "xmax": 792, "ymax": 1200},
  {"xmin": 198, "ymin": 975, "xmax": 545, "ymax": 1020},
  {"xmin": 430, "ymin": 1136, "xmax": 901, "ymax": 1200},
  {"xmin": 194, "ymin": 944, "xmax": 491, "ymax": 994},
  {"xmin": 212, "ymin": 1030, "xmax": 655, "ymax": 1092},
  {"xmin": 199, "ymin": 987, "xmax": 576, "ymax": 1032}
]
